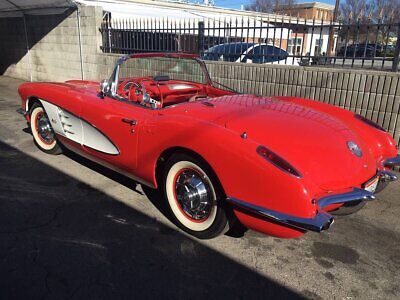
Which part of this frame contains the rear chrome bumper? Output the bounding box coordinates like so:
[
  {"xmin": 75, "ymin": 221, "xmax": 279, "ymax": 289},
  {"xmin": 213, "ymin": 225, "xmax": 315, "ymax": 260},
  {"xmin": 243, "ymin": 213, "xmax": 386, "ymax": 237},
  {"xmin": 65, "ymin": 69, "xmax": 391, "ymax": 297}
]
[
  {"xmin": 226, "ymin": 197, "xmax": 335, "ymax": 232},
  {"xmin": 384, "ymin": 155, "xmax": 400, "ymax": 167},
  {"xmin": 378, "ymin": 170, "xmax": 398, "ymax": 182},
  {"xmin": 227, "ymin": 171, "xmax": 398, "ymax": 233},
  {"xmin": 227, "ymin": 188, "xmax": 373, "ymax": 232}
]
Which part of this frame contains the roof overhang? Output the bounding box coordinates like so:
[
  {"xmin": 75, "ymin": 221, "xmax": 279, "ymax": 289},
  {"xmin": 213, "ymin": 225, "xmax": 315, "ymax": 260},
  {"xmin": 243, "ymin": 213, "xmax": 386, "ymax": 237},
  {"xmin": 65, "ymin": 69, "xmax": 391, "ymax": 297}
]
[{"xmin": 0, "ymin": 0, "xmax": 76, "ymax": 18}]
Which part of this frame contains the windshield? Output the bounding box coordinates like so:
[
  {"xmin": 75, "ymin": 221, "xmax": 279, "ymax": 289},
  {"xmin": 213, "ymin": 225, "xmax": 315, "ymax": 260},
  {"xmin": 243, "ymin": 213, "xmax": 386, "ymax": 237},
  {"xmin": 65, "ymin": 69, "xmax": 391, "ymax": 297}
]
[{"xmin": 118, "ymin": 56, "xmax": 207, "ymax": 84}]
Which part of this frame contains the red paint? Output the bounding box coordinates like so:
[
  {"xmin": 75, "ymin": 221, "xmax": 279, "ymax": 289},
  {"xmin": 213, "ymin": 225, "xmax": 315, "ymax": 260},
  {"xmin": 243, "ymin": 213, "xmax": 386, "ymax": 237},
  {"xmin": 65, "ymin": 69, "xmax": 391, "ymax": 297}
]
[{"xmin": 17, "ymin": 55, "xmax": 398, "ymax": 238}]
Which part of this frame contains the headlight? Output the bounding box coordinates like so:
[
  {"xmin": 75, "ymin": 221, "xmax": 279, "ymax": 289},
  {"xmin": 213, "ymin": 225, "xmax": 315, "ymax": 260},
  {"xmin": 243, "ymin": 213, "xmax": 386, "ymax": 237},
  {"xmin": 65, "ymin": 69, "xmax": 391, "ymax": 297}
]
[
  {"xmin": 354, "ymin": 114, "xmax": 386, "ymax": 132},
  {"xmin": 256, "ymin": 146, "xmax": 302, "ymax": 178}
]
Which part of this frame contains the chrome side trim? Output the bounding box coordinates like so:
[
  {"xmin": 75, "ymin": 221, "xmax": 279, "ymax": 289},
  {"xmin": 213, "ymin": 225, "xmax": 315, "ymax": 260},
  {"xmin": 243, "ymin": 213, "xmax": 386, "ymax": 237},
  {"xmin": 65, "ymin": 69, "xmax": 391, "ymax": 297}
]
[
  {"xmin": 378, "ymin": 170, "xmax": 398, "ymax": 182},
  {"xmin": 16, "ymin": 108, "xmax": 27, "ymax": 116},
  {"xmin": 317, "ymin": 188, "xmax": 375, "ymax": 209},
  {"xmin": 384, "ymin": 155, "xmax": 400, "ymax": 167},
  {"xmin": 226, "ymin": 197, "xmax": 334, "ymax": 232}
]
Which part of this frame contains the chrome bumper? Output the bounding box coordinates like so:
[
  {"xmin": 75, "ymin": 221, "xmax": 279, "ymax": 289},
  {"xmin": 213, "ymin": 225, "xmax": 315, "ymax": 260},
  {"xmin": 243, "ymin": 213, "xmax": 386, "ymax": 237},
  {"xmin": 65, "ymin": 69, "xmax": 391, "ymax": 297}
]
[
  {"xmin": 378, "ymin": 170, "xmax": 398, "ymax": 182},
  {"xmin": 226, "ymin": 197, "xmax": 335, "ymax": 232},
  {"xmin": 227, "ymin": 188, "xmax": 373, "ymax": 232},
  {"xmin": 16, "ymin": 108, "xmax": 27, "ymax": 116},
  {"xmin": 227, "ymin": 171, "xmax": 398, "ymax": 233},
  {"xmin": 384, "ymin": 155, "xmax": 400, "ymax": 167}
]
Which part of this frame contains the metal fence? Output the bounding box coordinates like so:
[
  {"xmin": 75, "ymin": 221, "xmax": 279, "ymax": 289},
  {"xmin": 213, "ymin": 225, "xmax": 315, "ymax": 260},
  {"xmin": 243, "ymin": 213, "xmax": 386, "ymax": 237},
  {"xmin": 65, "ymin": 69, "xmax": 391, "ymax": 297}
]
[{"xmin": 100, "ymin": 15, "xmax": 400, "ymax": 72}]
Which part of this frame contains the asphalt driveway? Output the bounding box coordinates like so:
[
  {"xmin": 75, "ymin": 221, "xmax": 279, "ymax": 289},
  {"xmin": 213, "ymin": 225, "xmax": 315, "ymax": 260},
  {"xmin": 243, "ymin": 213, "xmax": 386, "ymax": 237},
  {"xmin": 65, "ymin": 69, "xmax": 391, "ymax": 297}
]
[{"xmin": 0, "ymin": 76, "xmax": 399, "ymax": 299}]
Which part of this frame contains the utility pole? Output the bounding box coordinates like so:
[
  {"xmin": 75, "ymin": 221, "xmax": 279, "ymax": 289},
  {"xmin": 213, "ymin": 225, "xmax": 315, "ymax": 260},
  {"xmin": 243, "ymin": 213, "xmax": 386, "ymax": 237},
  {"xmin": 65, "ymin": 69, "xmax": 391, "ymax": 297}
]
[
  {"xmin": 327, "ymin": 0, "xmax": 340, "ymax": 55},
  {"xmin": 333, "ymin": 0, "xmax": 340, "ymax": 21}
]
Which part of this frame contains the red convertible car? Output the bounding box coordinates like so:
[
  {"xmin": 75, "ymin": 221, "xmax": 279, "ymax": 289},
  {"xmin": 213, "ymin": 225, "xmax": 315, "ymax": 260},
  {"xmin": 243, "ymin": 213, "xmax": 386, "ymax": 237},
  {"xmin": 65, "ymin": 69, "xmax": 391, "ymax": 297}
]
[{"xmin": 17, "ymin": 53, "xmax": 399, "ymax": 239}]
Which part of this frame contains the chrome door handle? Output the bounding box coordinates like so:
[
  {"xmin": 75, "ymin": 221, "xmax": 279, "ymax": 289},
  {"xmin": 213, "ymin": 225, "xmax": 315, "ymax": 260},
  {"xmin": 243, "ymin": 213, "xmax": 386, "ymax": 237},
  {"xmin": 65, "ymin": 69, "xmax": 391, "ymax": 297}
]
[{"xmin": 121, "ymin": 118, "xmax": 137, "ymax": 126}]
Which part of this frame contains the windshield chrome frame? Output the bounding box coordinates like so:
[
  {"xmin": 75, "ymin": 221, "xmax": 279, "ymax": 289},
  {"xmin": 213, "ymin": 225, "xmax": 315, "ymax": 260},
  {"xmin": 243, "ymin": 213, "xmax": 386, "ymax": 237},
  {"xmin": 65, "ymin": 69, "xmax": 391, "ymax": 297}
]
[{"xmin": 105, "ymin": 54, "xmax": 213, "ymax": 98}]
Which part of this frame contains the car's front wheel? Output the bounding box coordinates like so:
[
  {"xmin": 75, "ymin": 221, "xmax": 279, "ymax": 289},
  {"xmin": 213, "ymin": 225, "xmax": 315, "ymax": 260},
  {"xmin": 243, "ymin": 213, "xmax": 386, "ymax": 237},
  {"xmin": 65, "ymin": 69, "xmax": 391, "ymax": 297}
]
[
  {"xmin": 30, "ymin": 103, "xmax": 62, "ymax": 155},
  {"xmin": 163, "ymin": 154, "xmax": 228, "ymax": 239}
]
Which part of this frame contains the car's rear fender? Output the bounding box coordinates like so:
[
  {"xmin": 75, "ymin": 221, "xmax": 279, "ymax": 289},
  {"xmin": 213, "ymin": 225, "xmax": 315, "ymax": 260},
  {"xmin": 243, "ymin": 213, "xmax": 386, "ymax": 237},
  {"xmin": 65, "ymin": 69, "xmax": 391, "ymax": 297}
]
[
  {"xmin": 139, "ymin": 114, "xmax": 325, "ymax": 237},
  {"xmin": 140, "ymin": 114, "xmax": 321, "ymax": 215}
]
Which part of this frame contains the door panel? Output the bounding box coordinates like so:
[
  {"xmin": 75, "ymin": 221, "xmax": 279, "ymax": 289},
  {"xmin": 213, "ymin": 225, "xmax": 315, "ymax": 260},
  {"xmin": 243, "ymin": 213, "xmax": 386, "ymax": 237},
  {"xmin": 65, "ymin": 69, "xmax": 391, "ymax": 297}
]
[{"xmin": 80, "ymin": 95, "xmax": 152, "ymax": 173}]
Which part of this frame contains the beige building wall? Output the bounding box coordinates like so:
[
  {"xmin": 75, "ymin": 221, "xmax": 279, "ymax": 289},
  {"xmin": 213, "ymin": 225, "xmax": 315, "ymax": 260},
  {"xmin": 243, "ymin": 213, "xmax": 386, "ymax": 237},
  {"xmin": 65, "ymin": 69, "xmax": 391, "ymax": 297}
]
[{"xmin": 275, "ymin": 3, "xmax": 334, "ymax": 21}]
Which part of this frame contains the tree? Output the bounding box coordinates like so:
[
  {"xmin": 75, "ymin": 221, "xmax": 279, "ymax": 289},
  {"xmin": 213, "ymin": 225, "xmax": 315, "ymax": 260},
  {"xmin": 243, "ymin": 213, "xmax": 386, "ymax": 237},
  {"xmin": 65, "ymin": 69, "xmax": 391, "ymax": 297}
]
[
  {"xmin": 370, "ymin": 0, "xmax": 400, "ymax": 22},
  {"xmin": 245, "ymin": 0, "xmax": 297, "ymax": 13},
  {"xmin": 339, "ymin": 0, "xmax": 400, "ymax": 22},
  {"xmin": 339, "ymin": 0, "xmax": 369, "ymax": 21},
  {"xmin": 338, "ymin": 0, "xmax": 400, "ymax": 52}
]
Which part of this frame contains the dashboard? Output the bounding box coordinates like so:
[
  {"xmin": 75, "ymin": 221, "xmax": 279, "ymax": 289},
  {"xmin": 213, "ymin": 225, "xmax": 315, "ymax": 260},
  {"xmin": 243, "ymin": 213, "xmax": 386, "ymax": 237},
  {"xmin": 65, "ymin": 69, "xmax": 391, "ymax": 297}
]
[{"xmin": 117, "ymin": 76, "xmax": 206, "ymax": 108}]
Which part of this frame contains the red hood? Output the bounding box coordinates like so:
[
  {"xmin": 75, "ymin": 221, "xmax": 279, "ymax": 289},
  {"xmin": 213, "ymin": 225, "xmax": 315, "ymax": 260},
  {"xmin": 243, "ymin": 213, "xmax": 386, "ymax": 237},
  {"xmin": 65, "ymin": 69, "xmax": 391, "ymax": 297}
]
[
  {"xmin": 172, "ymin": 94, "xmax": 377, "ymax": 190},
  {"xmin": 64, "ymin": 80, "xmax": 100, "ymax": 91}
]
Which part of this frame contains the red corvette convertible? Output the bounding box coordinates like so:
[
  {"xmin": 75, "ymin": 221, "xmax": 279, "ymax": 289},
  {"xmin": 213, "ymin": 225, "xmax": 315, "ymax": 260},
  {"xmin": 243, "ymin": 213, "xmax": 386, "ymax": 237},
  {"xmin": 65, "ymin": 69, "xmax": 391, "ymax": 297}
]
[{"xmin": 17, "ymin": 53, "xmax": 399, "ymax": 239}]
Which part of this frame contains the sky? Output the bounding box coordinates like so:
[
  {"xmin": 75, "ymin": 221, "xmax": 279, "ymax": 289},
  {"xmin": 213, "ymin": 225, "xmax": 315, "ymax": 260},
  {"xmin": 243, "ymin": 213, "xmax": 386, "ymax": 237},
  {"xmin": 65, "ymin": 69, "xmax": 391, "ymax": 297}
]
[{"xmin": 211, "ymin": 0, "xmax": 336, "ymax": 10}]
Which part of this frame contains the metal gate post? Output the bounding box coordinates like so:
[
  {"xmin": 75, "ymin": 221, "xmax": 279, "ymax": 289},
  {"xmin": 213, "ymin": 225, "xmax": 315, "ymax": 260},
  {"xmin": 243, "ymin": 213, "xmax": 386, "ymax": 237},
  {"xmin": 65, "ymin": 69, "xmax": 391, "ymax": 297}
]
[
  {"xmin": 392, "ymin": 24, "xmax": 400, "ymax": 72},
  {"xmin": 198, "ymin": 21, "xmax": 205, "ymax": 55}
]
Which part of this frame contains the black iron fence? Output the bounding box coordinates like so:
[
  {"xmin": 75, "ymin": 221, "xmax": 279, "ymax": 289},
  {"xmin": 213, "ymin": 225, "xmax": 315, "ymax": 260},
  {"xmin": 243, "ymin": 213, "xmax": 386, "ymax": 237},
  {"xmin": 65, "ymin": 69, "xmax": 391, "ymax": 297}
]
[{"xmin": 100, "ymin": 15, "xmax": 400, "ymax": 72}]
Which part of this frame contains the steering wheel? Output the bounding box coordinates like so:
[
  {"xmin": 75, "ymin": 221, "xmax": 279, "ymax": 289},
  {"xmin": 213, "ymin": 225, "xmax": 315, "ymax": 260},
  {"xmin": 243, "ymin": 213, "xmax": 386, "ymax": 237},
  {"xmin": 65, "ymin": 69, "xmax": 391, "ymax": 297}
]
[{"xmin": 128, "ymin": 82, "xmax": 143, "ymax": 103}]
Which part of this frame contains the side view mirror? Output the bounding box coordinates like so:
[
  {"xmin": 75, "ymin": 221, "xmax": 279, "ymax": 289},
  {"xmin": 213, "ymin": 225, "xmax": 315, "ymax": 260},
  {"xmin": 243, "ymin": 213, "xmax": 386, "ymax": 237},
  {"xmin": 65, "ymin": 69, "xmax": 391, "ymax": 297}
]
[{"xmin": 99, "ymin": 79, "xmax": 110, "ymax": 99}]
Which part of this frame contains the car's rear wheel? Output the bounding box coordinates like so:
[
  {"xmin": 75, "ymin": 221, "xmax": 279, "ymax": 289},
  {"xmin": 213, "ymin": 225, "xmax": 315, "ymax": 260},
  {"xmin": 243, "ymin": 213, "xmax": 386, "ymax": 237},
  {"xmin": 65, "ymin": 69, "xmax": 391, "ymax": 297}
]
[
  {"xmin": 163, "ymin": 154, "xmax": 228, "ymax": 239},
  {"xmin": 30, "ymin": 103, "xmax": 62, "ymax": 155}
]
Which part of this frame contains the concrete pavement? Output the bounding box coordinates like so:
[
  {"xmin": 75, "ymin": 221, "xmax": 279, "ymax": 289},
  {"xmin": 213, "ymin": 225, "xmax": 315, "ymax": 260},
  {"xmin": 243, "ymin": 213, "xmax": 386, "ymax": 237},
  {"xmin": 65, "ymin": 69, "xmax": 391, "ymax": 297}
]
[{"xmin": 0, "ymin": 76, "xmax": 399, "ymax": 299}]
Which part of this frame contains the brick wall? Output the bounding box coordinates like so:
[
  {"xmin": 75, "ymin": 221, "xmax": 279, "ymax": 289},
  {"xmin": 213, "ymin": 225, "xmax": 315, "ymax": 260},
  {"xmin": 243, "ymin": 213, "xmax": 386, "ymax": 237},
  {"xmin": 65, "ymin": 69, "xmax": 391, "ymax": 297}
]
[{"xmin": 0, "ymin": 5, "xmax": 114, "ymax": 82}]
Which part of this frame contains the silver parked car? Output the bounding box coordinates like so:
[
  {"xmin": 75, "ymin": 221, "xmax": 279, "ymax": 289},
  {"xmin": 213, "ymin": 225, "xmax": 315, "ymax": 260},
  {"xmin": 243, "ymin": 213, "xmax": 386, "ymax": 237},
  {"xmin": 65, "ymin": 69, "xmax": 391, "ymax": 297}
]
[{"xmin": 202, "ymin": 42, "xmax": 300, "ymax": 66}]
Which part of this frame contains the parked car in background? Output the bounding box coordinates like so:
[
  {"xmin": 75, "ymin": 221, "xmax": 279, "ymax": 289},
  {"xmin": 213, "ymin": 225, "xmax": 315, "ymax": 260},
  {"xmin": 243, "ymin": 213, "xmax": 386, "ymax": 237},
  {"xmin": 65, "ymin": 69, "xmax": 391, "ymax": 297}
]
[
  {"xmin": 202, "ymin": 42, "xmax": 300, "ymax": 65},
  {"xmin": 337, "ymin": 43, "xmax": 384, "ymax": 58},
  {"xmin": 17, "ymin": 53, "xmax": 400, "ymax": 240}
]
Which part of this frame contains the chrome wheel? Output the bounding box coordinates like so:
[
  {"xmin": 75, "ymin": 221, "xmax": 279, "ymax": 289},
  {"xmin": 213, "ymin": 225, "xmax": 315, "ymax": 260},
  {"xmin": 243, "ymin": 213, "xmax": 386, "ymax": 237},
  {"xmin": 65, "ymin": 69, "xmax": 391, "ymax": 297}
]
[
  {"xmin": 35, "ymin": 111, "xmax": 55, "ymax": 145},
  {"xmin": 164, "ymin": 157, "xmax": 227, "ymax": 238},
  {"xmin": 174, "ymin": 168, "xmax": 213, "ymax": 221},
  {"xmin": 30, "ymin": 103, "xmax": 62, "ymax": 154}
]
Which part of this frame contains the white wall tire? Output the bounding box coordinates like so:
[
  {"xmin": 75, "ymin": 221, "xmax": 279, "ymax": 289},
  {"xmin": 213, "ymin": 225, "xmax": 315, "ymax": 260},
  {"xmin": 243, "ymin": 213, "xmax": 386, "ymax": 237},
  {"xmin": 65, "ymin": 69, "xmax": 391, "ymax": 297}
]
[
  {"xmin": 30, "ymin": 103, "xmax": 62, "ymax": 155},
  {"xmin": 163, "ymin": 154, "xmax": 227, "ymax": 239}
]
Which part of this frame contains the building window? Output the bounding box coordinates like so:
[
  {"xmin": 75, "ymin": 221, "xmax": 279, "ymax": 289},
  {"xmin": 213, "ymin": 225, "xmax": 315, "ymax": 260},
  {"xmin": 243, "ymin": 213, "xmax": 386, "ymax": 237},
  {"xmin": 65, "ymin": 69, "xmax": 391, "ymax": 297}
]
[
  {"xmin": 288, "ymin": 38, "xmax": 303, "ymax": 55},
  {"xmin": 314, "ymin": 39, "xmax": 324, "ymax": 55}
]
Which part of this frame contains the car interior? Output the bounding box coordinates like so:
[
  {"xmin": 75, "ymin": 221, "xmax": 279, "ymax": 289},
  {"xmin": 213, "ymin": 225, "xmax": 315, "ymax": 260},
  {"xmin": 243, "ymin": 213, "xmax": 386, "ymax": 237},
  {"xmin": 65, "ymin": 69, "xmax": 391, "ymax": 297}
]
[{"xmin": 116, "ymin": 75, "xmax": 234, "ymax": 108}]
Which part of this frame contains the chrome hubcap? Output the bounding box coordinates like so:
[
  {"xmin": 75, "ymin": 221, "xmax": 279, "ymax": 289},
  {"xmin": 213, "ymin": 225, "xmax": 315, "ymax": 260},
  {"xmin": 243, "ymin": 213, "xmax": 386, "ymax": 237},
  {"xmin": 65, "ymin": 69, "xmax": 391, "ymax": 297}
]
[
  {"xmin": 175, "ymin": 169, "xmax": 213, "ymax": 221},
  {"xmin": 36, "ymin": 112, "xmax": 54, "ymax": 143}
]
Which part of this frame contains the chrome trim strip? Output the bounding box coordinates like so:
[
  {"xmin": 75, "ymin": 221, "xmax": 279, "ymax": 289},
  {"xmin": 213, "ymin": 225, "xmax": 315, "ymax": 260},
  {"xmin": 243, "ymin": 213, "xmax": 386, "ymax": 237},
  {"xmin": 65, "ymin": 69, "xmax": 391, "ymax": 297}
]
[
  {"xmin": 378, "ymin": 170, "xmax": 398, "ymax": 182},
  {"xmin": 16, "ymin": 108, "xmax": 27, "ymax": 116},
  {"xmin": 384, "ymin": 155, "xmax": 400, "ymax": 167},
  {"xmin": 226, "ymin": 197, "xmax": 334, "ymax": 232},
  {"xmin": 317, "ymin": 188, "xmax": 375, "ymax": 209}
]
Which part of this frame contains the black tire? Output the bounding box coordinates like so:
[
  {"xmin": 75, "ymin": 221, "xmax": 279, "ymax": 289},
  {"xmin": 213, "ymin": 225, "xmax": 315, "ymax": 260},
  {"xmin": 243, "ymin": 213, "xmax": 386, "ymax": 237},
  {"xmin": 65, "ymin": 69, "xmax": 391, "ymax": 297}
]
[
  {"xmin": 330, "ymin": 200, "xmax": 366, "ymax": 216},
  {"xmin": 30, "ymin": 102, "xmax": 63, "ymax": 155},
  {"xmin": 162, "ymin": 153, "xmax": 228, "ymax": 239}
]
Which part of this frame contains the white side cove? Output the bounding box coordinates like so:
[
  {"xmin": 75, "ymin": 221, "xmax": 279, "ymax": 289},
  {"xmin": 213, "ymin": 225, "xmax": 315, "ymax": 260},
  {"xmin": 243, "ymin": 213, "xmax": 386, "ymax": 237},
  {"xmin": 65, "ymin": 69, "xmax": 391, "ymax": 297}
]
[{"xmin": 40, "ymin": 100, "xmax": 119, "ymax": 155}]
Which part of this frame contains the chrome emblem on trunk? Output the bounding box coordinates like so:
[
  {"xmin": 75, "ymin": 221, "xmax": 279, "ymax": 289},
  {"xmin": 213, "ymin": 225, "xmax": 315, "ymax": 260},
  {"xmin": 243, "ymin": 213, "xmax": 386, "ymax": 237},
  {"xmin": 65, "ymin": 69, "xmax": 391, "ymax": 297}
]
[{"xmin": 347, "ymin": 141, "xmax": 362, "ymax": 157}]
